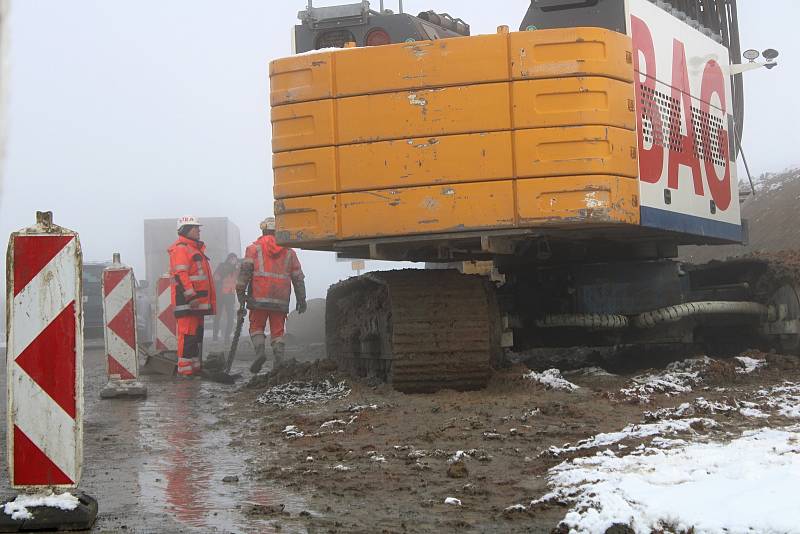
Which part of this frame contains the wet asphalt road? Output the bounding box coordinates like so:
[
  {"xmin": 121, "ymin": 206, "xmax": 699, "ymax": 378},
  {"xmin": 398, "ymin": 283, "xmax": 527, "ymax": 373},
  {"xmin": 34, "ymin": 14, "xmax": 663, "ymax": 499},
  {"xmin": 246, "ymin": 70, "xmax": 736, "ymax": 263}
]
[{"xmin": 0, "ymin": 341, "xmax": 306, "ymax": 533}]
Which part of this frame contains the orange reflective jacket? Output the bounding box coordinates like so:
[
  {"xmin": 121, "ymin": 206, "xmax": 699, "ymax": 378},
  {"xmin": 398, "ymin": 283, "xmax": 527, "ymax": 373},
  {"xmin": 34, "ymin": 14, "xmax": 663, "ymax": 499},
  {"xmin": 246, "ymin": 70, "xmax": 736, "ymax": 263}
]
[
  {"xmin": 242, "ymin": 235, "xmax": 303, "ymax": 313},
  {"xmin": 222, "ymin": 270, "xmax": 238, "ymax": 295},
  {"xmin": 168, "ymin": 236, "xmax": 217, "ymax": 318}
]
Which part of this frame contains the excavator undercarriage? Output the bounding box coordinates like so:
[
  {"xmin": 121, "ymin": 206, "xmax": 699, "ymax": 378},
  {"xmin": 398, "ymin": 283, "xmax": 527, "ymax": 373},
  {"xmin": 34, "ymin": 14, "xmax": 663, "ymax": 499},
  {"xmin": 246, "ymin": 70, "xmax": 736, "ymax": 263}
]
[{"xmin": 326, "ymin": 255, "xmax": 800, "ymax": 393}]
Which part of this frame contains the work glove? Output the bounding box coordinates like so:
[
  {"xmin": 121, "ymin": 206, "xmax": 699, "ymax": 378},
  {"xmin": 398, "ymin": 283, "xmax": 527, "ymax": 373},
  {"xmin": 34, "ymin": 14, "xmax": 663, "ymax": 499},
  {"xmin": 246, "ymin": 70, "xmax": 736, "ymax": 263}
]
[
  {"xmin": 189, "ymin": 299, "xmax": 201, "ymax": 310},
  {"xmin": 292, "ymin": 277, "xmax": 308, "ymax": 315}
]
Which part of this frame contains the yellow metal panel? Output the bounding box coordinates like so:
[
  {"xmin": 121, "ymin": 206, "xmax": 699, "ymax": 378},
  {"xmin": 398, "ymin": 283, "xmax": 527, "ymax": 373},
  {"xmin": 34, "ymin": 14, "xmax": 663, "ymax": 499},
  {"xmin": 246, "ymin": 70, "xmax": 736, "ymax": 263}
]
[
  {"xmin": 273, "ymin": 147, "xmax": 337, "ymax": 199},
  {"xmin": 269, "ymin": 52, "xmax": 335, "ymax": 106},
  {"xmin": 510, "ymin": 28, "xmax": 634, "ymax": 83},
  {"xmin": 274, "ymin": 194, "xmax": 338, "ymax": 244},
  {"xmin": 271, "ymin": 99, "xmax": 335, "ymax": 153},
  {"xmin": 336, "ymin": 83, "xmax": 512, "ymax": 144},
  {"xmin": 513, "ymin": 77, "xmax": 635, "ymax": 130},
  {"xmin": 517, "ymin": 175, "xmax": 640, "ymax": 225},
  {"xmin": 338, "ymin": 132, "xmax": 513, "ymax": 192},
  {"xmin": 515, "ymin": 126, "xmax": 638, "ymax": 179},
  {"xmin": 335, "ymin": 34, "xmax": 510, "ymax": 97},
  {"xmin": 339, "ymin": 181, "xmax": 515, "ymax": 238}
]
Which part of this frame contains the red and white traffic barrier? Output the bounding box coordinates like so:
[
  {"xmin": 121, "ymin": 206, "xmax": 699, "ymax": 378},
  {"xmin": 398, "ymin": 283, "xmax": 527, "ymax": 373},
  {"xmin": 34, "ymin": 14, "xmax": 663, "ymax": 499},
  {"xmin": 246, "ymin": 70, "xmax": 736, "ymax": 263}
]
[
  {"xmin": 6, "ymin": 212, "xmax": 83, "ymax": 489},
  {"xmin": 155, "ymin": 273, "xmax": 177, "ymax": 353},
  {"xmin": 100, "ymin": 253, "xmax": 146, "ymax": 399},
  {"xmin": 3, "ymin": 211, "xmax": 97, "ymax": 528}
]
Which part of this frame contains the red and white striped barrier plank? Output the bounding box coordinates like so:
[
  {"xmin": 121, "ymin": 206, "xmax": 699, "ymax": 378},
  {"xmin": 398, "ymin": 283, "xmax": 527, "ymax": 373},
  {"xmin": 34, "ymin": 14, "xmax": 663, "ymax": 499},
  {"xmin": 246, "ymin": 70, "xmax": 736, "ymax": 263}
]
[
  {"xmin": 6, "ymin": 213, "xmax": 83, "ymax": 489},
  {"xmin": 102, "ymin": 259, "xmax": 139, "ymax": 381},
  {"xmin": 155, "ymin": 274, "xmax": 177, "ymax": 352}
]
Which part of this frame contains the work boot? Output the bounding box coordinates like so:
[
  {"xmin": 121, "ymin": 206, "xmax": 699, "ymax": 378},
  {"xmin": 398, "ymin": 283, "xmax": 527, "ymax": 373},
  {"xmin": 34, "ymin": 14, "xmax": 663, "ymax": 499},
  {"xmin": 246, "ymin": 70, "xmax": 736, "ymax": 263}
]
[
  {"xmin": 177, "ymin": 357, "xmax": 195, "ymax": 377},
  {"xmin": 272, "ymin": 337, "xmax": 286, "ymax": 369},
  {"xmin": 250, "ymin": 333, "xmax": 267, "ymax": 374}
]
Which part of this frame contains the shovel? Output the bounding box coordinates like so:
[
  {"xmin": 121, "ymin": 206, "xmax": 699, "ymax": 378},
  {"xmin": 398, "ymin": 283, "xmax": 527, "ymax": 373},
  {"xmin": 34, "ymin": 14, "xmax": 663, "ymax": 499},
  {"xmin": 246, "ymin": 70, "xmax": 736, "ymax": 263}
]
[{"xmin": 202, "ymin": 300, "xmax": 247, "ymax": 385}]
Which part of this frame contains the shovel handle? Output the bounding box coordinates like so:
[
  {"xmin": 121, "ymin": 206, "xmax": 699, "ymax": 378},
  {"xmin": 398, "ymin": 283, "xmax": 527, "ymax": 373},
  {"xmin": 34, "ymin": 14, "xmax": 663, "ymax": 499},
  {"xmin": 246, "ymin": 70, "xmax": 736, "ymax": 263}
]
[{"xmin": 224, "ymin": 301, "xmax": 248, "ymax": 374}]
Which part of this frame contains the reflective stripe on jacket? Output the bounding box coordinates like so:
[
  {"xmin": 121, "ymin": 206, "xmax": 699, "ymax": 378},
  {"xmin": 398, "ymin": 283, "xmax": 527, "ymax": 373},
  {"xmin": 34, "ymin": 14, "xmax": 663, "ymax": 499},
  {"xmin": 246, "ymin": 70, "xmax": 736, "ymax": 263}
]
[
  {"xmin": 222, "ymin": 271, "xmax": 238, "ymax": 295},
  {"xmin": 242, "ymin": 235, "xmax": 303, "ymax": 313},
  {"xmin": 168, "ymin": 236, "xmax": 217, "ymax": 318}
]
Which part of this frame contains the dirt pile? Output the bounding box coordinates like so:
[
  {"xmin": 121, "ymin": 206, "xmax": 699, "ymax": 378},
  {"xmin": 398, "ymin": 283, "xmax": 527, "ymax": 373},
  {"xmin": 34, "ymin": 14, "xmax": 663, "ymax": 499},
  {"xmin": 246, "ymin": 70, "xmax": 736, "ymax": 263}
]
[
  {"xmin": 682, "ymin": 167, "xmax": 800, "ymax": 264},
  {"xmin": 246, "ymin": 358, "xmax": 341, "ymax": 390}
]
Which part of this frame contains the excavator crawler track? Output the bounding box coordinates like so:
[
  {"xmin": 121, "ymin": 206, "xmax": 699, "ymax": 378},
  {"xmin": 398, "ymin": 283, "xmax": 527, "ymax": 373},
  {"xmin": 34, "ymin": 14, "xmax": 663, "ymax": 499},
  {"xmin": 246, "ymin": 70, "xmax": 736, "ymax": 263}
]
[{"xmin": 326, "ymin": 270, "xmax": 500, "ymax": 393}]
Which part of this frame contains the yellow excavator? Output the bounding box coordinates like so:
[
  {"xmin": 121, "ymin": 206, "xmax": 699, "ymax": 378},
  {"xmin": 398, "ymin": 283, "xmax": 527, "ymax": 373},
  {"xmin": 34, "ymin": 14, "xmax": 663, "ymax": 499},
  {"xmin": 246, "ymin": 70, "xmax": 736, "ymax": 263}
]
[{"xmin": 269, "ymin": 0, "xmax": 794, "ymax": 392}]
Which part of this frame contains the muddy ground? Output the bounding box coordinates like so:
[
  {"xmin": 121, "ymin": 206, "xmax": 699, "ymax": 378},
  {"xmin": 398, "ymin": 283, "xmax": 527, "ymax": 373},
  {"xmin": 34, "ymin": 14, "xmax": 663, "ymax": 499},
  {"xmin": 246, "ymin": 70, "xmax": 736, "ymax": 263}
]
[
  {"xmin": 0, "ymin": 340, "xmax": 798, "ymax": 533},
  {"xmin": 223, "ymin": 349, "xmax": 800, "ymax": 533},
  {"xmin": 0, "ymin": 340, "xmax": 312, "ymax": 534}
]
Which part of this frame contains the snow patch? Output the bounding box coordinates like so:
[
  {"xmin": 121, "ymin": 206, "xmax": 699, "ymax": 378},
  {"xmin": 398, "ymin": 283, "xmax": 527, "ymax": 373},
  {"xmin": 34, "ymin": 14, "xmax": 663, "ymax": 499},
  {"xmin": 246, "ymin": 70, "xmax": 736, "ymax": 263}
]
[
  {"xmin": 3, "ymin": 492, "xmax": 80, "ymax": 521},
  {"xmin": 735, "ymin": 356, "xmax": 767, "ymax": 374},
  {"xmin": 739, "ymin": 407, "xmax": 770, "ymax": 419},
  {"xmin": 347, "ymin": 404, "xmax": 378, "ymax": 413},
  {"xmin": 257, "ymin": 379, "xmax": 351, "ymax": 408},
  {"xmin": 620, "ymin": 357, "xmax": 710, "ymax": 402},
  {"xmin": 757, "ymin": 383, "xmax": 800, "ymax": 418},
  {"xmin": 567, "ymin": 367, "xmax": 616, "ymax": 377},
  {"xmin": 535, "ymin": 427, "xmax": 800, "ymax": 534},
  {"xmin": 294, "ymin": 46, "xmax": 357, "ymax": 56},
  {"xmin": 282, "ymin": 425, "xmax": 304, "ymax": 439},
  {"xmin": 524, "ymin": 369, "xmax": 580, "ymax": 391},
  {"xmin": 547, "ymin": 418, "xmax": 715, "ymax": 457}
]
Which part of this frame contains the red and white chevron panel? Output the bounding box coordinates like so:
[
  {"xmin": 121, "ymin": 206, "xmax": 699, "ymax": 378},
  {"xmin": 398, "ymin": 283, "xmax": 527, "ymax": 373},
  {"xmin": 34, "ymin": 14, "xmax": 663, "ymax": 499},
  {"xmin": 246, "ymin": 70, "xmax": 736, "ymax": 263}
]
[
  {"xmin": 6, "ymin": 217, "xmax": 83, "ymax": 489},
  {"xmin": 102, "ymin": 261, "xmax": 139, "ymax": 381},
  {"xmin": 155, "ymin": 274, "xmax": 177, "ymax": 353}
]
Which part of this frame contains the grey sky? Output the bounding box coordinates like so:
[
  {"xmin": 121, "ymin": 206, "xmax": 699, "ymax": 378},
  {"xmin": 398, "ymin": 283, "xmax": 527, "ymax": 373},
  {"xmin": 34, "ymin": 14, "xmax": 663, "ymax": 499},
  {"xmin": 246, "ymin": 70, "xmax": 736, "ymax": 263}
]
[{"xmin": 0, "ymin": 0, "xmax": 798, "ymax": 301}]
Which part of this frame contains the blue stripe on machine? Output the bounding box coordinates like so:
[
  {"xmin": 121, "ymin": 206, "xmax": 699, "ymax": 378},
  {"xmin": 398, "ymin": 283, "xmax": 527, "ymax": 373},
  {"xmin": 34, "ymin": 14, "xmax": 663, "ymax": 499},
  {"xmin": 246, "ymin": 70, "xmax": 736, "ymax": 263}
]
[{"xmin": 641, "ymin": 207, "xmax": 743, "ymax": 243}]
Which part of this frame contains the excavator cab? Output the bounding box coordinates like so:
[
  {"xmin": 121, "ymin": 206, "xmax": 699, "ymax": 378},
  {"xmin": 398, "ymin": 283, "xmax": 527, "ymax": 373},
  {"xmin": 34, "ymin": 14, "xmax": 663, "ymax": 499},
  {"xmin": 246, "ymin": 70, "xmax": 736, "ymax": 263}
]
[{"xmin": 293, "ymin": 1, "xmax": 469, "ymax": 53}]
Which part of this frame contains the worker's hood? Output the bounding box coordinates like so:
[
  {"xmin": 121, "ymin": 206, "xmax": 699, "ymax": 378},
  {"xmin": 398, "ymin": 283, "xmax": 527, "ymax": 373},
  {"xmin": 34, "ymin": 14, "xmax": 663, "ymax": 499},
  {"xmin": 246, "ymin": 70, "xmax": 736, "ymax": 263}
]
[
  {"xmin": 168, "ymin": 235, "xmax": 206, "ymax": 254},
  {"xmin": 258, "ymin": 235, "xmax": 284, "ymax": 258}
]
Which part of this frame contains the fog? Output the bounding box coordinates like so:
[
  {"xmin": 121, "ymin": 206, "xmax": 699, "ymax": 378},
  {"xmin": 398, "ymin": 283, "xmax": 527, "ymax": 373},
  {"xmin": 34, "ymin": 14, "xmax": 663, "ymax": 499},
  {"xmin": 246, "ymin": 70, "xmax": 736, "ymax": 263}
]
[{"xmin": 0, "ymin": 0, "xmax": 798, "ymax": 307}]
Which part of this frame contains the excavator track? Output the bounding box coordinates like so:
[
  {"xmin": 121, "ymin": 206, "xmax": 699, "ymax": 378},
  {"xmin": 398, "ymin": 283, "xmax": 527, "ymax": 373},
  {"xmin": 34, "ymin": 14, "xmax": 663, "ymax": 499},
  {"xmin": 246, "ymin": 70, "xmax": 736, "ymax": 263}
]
[{"xmin": 326, "ymin": 270, "xmax": 500, "ymax": 393}]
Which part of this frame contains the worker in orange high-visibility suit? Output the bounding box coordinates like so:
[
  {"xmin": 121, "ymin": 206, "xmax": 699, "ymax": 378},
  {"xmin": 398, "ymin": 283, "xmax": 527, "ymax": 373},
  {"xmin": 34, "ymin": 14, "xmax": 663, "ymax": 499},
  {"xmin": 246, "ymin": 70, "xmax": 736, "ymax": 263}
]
[
  {"xmin": 237, "ymin": 216, "xmax": 306, "ymax": 374},
  {"xmin": 168, "ymin": 215, "xmax": 217, "ymax": 377}
]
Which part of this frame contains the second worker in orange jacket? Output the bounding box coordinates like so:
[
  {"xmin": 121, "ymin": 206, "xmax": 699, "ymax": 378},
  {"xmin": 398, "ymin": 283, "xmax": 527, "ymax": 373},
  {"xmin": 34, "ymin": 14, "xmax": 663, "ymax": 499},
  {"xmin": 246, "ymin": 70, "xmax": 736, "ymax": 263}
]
[
  {"xmin": 237, "ymin": 216, "xmax": 306, "ymax": 374},
  {"xmin": 168, "ymin": 215, "xmax": 217, "ymax": 377}
]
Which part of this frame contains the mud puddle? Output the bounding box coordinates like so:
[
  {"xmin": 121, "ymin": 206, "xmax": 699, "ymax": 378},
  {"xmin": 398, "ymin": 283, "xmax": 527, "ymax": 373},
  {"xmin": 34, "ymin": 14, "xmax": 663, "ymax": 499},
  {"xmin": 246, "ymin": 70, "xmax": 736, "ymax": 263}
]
[{"xmin": 1, "ymin": 343, "xmax": 311, "ymax": 533}]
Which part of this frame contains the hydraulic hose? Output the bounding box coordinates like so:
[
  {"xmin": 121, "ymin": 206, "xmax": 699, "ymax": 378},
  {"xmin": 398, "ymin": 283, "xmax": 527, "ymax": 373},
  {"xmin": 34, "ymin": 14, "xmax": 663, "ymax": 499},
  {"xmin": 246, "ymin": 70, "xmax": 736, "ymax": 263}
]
[
  {"xmin": 536, "ymin": 301, "xmax": 771, "ymax": 330},
  {"xmin": 633, "ymin": 301, "xmax": 769, "ymax": 329}
]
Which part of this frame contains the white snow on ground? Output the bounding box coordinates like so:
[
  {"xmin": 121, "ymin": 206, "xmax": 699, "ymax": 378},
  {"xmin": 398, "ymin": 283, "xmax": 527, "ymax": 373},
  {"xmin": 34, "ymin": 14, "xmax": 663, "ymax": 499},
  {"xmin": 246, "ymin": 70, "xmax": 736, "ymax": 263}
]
[
  {"xmin": 756, "ymin": 383, "xmax": 800, "ymax": 418},
  {"xmin": 735, "ymin": 356, "xmax": 767, "ymax": 374},
  {"xmin": 739, "ymin": 407, "xmax": 770, "ymax": 418},
  {"xmin": 257, "ymin": 379, "xmax": 351, "ymax": 408},
  {"xmin": 282, "ymin": 425, "xmax": 304, "ymax": 439},
  {"xmin": 566, "ymin": 367, "xmax": 616, "ymax": 378},
  {"xmin": 347, "ymin": 404, "xmax": 378, "ymax": 413},
  {"xmin": 693, "ymin": 397, "xmax": 736, "ymax": 413},
  {"xmin": 3, "ymin": 492, "xmax": 80, "ymax": 521},
  {"xmin": 754, "ymin": 167, "xmax": 800, "ymax": 193},
  {"xmin": 619, "ymin": 357, "xmax": 710, "ymax": 402},
  {"xmin": 533, "ymin": 426, "xmax": 800, "ymax": 534},
  {"xmin": 524, "ymin": 369, "xmax": 580, "ymax": 391},
  {"xmin": 547, "ymin": 418, "xmax": 715, "ymax": 456}
]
